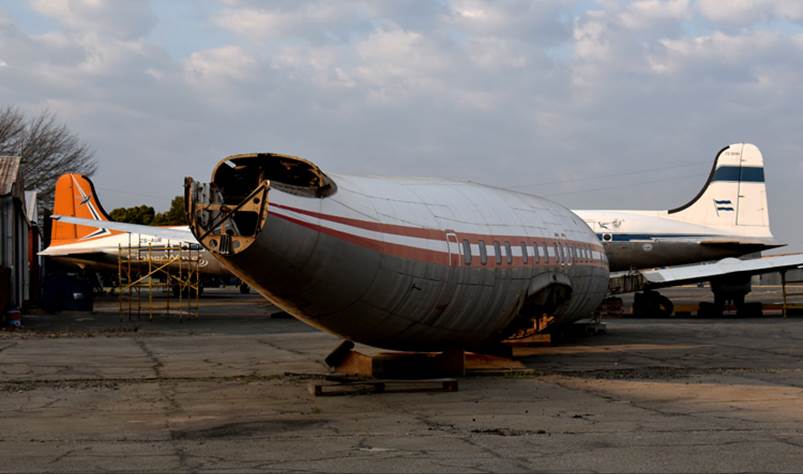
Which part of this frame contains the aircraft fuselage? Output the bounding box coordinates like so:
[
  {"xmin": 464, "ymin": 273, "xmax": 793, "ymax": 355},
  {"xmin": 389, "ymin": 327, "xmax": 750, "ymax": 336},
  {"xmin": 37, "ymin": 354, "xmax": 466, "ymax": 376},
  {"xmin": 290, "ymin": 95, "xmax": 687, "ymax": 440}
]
[
  {"xmin": 575, "ymin": 209, "xmax": 778, "ymax": 272},
  {"xmin": 187, "ymin": 155, "xmax": 610, "ymax": 352}
]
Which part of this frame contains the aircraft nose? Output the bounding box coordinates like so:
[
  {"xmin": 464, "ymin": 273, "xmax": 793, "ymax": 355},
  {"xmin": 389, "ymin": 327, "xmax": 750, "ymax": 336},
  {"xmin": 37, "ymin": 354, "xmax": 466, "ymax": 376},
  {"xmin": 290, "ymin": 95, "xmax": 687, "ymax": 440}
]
[{"xmin": 184, "ymin": 176, "xmax": 270, "ymax": 257}]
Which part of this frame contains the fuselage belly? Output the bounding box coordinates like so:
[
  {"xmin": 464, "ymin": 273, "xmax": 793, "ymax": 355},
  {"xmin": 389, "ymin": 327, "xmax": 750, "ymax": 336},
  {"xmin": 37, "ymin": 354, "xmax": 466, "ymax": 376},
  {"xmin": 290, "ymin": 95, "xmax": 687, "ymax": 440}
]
[{"xmin": 211, "ymin": 174, "xmax": 609, "ymax": 351}]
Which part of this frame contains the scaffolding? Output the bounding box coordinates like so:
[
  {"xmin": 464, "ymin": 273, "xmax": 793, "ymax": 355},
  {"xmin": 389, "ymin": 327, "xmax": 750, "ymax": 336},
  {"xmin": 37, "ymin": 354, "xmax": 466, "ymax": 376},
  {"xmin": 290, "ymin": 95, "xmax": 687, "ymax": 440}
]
[{"xmin": 117, "ymin": 236, "xmax": 201, "ymax": 321}]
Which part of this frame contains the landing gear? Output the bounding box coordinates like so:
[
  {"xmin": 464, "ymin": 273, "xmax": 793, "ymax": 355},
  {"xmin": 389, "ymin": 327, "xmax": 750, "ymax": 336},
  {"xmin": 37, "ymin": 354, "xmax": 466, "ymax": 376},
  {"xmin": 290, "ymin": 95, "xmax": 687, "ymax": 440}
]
[
  {"xmin": 701, "ymin": 291, "xmax": 762, "ymax": 317},
  {"xmin": 714, "ymin": 290, "xmax": 745, "ymax": 309},
  {"xmin": 632, "ymin": 290, "xmax": 674, "ymax": 317},
  {"xmin": 703, "ymin": 275, "xmax": 761, "ymax": 317}
]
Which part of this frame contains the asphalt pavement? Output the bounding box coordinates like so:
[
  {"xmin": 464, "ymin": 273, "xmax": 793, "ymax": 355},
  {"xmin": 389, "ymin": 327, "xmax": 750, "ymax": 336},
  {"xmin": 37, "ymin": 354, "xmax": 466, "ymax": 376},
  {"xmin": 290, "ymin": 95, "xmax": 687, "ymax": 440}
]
[{"xmin": 2, "ymin": 287, "xmax": 802, "ymax": 473}]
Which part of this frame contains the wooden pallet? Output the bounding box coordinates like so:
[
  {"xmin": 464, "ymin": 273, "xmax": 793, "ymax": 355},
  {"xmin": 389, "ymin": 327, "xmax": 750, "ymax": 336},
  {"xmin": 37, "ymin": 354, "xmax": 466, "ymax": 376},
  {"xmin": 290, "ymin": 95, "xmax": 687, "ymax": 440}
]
[{"xmin": 308, "ymin": 378, "xmax": 458, "ymax": 397}]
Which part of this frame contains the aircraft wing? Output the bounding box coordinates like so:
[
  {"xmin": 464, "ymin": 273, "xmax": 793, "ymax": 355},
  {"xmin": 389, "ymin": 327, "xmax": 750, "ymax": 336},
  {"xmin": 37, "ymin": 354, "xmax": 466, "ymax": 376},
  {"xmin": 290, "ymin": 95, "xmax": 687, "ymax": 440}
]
[
  {"xmin": 51, "ymin": 215, "xmax": 195, "ymax": 243},
  {"xmin": 640, "ymin": 254, "xmax": 803, "ymax": 289}
]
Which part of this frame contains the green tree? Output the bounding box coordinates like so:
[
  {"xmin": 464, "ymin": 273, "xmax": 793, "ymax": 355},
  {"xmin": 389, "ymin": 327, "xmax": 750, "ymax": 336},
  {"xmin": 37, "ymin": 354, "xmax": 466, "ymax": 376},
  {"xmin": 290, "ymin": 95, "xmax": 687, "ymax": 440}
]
[
  {"xmin": 109, "ymin": 205, "xmax": 155, "ymax": 225},
  {"xmin": 109, "ymin": 196, "xmax": 186, "ymax": 226},
  {"xmin": 152, "ymin": 196, "xmax": 187, "ymax": 226}
]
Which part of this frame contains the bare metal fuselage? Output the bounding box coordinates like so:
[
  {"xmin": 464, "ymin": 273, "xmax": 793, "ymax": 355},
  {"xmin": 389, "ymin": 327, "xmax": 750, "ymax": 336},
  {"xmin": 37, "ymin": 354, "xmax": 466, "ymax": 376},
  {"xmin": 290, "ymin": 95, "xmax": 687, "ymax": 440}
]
[
  {"xmin": 187, "ymin": 154, "xmax": 610, "ymax": 351},
  {"xmin": 601, "ymin": 240, "xmax": 771, "ymax": 272}
]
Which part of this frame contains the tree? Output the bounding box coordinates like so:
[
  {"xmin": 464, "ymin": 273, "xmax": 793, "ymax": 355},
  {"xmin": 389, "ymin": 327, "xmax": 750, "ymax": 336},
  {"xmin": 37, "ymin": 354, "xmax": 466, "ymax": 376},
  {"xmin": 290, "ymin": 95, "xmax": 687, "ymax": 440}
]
[
  {"xmin": 109, "ymin": 205, "xmax": 155, "ymax": 225},
  {"xmin": 0, "ymin": 106, "xmax": 96, "ymax": 207},
  {"xmin": 152, "ymin": 196, "xmax": 187, "ymax": 226},
  {"xmin": 109, "ymin": 196, "xmax": 186, "ymax": 226}
]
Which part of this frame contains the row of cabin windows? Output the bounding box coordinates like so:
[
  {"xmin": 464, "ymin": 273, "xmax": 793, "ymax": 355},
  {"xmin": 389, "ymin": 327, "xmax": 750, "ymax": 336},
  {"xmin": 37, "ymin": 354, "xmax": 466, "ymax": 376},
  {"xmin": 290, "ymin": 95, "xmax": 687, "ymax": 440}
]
[{"xmin": 461, "ymin": 239, "xmax": 607, "ymax": 266}]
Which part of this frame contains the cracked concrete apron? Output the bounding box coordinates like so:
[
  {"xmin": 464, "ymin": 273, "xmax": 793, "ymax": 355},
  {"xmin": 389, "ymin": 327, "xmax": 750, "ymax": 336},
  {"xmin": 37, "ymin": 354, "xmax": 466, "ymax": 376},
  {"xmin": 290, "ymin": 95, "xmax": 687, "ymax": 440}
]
[{"xmin": 2, "ymin": 308, "xmax": 803, "ymax": 473}]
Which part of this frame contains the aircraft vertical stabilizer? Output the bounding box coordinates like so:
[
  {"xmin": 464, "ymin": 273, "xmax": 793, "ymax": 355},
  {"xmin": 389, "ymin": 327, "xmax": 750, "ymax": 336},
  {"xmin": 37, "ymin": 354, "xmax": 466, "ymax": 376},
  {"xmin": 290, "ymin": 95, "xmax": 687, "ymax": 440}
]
[
  {"xmin": 667, "ymin": 143, "xmax": 771, "ymax": 234},
  {"xmin": 50, "ymin": 174, "xmax": 115, "ymax": 246}
]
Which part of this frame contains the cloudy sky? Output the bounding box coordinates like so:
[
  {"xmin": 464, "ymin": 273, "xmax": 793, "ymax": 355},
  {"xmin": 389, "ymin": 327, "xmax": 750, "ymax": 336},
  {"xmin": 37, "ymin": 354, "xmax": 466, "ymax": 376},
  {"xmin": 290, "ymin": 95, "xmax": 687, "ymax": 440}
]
[{"xmin": 1, "ymin": 0, "xmax": 802, "ymax": 249}]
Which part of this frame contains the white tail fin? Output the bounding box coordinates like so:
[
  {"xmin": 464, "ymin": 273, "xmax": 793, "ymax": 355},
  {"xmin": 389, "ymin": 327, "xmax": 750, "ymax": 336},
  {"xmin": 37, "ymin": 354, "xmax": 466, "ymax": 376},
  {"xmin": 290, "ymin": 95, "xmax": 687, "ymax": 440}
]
[{"xmin": 667, "ymin": 143, "xmax": 770, "ymax": 234}]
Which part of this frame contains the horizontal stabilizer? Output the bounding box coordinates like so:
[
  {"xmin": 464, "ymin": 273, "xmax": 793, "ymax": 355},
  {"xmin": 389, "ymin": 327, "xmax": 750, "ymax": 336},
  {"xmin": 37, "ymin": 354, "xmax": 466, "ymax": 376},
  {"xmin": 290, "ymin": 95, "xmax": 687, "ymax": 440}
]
[
  {"xmin": 50, "ymin": 215, "xmax": 194, "ymax": 243},
  {"xmin": 38, "ymin": 247, "xmax": 108, "ymax": 257}
]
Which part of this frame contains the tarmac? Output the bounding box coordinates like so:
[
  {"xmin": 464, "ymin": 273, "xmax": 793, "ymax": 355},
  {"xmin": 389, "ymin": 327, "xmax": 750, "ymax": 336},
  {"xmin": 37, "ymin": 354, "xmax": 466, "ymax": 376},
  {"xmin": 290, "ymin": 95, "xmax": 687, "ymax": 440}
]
[{"xmin": 2, "ymin": 287, "xmax": 803, "ymax": 473}]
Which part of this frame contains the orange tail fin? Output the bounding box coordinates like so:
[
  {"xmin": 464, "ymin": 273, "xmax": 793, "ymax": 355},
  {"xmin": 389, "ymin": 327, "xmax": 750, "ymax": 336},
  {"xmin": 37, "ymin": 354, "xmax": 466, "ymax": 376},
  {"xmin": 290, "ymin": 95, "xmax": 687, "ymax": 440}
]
[{"xmin": 51, "ymin": 174, "xmax": 116, "ymax": 245}]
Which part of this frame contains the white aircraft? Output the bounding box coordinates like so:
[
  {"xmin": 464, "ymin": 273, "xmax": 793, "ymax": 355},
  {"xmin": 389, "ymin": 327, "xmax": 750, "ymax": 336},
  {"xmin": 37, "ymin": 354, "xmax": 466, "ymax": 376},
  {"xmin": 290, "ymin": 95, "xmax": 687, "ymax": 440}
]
[
  {"xmin": 575, "ymin": 143, "xmax": 778, "ymax": 271},
  {"xmin": 40, "ymin": 174, "xmax": 230, "ymax": 278},
  {"xmin": 574, "ymin": 143, "xmax": 797, "ymax": 316}
]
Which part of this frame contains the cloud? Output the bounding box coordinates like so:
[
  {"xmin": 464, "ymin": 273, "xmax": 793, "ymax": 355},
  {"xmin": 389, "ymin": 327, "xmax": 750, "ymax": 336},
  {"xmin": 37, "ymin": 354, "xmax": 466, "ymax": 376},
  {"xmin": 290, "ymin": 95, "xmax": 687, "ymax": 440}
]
[
  {"xmin": 214, "ymin": 1, "xmax": 371, "ymax": 43},
  {"xmin": 697, "ymin": 0, "xmax": 803, "ymax": 26},
  {"xmin": 29, "ymin": 0, "xmax": 156, "ymax": 40},
  {"xmin": 3, "ymin": 0, "xmax": 803, "ymax": 250},
  {"xmin": 185, "ymin": 45, "xmax": 255, "ymax": 83},
  {"xmin": 617, "ymin": 0, "xmax": 690, "ymax": 29}
]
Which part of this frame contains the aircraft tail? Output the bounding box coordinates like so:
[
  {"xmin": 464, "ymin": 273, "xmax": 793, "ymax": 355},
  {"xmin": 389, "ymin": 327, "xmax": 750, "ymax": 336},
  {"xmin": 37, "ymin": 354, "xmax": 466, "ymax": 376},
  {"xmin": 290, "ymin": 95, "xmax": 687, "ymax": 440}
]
[
  {"xmin": 50, "ymin": 174, "xmax": 115, "ymax": 246},
  {"xmin": 667, "ymin": 143, "xmax": 771, "ymax": 235}
]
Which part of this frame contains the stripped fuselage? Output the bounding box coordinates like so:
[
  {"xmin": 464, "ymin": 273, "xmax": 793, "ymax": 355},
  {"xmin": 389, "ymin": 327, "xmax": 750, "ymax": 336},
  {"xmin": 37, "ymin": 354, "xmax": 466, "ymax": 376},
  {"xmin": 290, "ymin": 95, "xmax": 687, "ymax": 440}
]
[{"xmin": 187, "ymin": 154, "xmax": 609, "ymax": 351}]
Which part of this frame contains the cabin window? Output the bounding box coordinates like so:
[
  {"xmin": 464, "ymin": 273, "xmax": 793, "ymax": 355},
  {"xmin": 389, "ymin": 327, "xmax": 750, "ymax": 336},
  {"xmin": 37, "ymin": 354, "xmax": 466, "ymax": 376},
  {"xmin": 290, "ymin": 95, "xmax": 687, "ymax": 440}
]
[
  {"xmin": 556, "ymin": 244, "xmax": 562, "ymax": 264},
  {"xmin": 537, "ymin": 245, "xmax": 545, "ymax": 262},
  {"xmin": 462, "ymin": 239, "xmax": 472, "ymax": 265},
  {"xmin": 479, "ymin": 240, "xmax": 487, "ymax": 265},
  {"xmin": 521, "ymin": 242, "xmax": 528, "ymax": 264},
  {"xmin": 504, "ymin": 241, "xmax": 513, "ymax": 264},
  {"xmin": 493, "ymin": 241, "xmax": 502, "ymax": 265}
]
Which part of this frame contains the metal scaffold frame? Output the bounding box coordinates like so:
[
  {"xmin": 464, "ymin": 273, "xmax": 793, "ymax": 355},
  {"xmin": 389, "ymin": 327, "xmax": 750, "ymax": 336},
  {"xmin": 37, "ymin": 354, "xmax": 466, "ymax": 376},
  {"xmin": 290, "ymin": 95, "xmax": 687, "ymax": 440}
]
[{"xmin": 117, "ymin": 235, "xmax": 201, "ymax": 321}]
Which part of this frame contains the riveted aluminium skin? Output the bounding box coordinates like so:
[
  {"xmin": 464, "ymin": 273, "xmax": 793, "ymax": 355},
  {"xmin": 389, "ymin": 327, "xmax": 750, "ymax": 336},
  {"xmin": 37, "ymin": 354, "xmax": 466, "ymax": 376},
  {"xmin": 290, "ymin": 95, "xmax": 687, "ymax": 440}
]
[{"xmin": 187, "ymin": 154, "xmax": 610, "ymax": 352}]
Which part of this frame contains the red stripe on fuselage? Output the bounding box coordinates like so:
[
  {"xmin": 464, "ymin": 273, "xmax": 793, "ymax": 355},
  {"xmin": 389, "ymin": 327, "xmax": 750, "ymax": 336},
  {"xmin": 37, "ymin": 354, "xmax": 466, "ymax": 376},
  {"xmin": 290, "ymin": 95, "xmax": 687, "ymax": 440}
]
[
  {"xmin": 271, "ymin": 203, "xmax": 444, "ymax": 240},
  {"xmin": 270, "ymin": 208, "xmax": 605, "ymax": 270},
  {"xmin": 271, "ymin": 211, "xmax": 450, "ymax": 265},
  {"xmin": 271, "ymin": 202, "xmax": 604, "ymax": 253}
]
